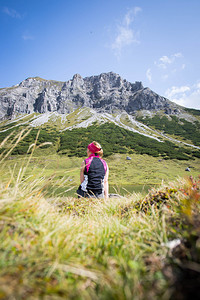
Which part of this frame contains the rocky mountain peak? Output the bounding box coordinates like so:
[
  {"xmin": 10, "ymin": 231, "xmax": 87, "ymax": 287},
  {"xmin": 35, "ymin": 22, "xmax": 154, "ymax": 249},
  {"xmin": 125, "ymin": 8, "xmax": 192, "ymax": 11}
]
[
  {"xmin": 19, "ymin": 77, "xmax": 38, "ymax": 88},
  {"xmin": 72, "ymin": 73, "xmax": 83, "ymax": 81},
  {"xmin": 0, "ymin": 72, "xmax": 180, "ymax": 119}
]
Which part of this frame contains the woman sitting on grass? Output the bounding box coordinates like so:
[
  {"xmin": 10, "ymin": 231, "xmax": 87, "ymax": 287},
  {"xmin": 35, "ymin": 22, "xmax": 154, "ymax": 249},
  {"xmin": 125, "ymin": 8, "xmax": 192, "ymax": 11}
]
[{"xmin": 77, "ymin": 141, "xmax": 109, "ymax": 199}]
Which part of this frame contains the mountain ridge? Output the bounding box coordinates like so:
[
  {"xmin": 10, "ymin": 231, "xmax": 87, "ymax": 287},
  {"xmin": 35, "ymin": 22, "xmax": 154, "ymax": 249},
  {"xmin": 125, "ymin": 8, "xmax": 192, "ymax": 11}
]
[
  {"xmin": 0, "ymin": 108, "xmax": 199, "ymax": 150},
  {"xmin": 0, "ymin": 72, "xmax": 182, "ymax": 120}
]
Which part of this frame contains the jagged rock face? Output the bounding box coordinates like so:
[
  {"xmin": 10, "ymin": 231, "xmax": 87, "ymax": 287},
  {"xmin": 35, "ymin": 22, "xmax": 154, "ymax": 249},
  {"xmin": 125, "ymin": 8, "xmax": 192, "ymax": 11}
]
[
  {"xmin": 127, "ymin": 88, "xmax": 170, "ymax": 112},
  {"xmin": 0, "ymin": 72, "xmax": 178, "ymax": 119}
]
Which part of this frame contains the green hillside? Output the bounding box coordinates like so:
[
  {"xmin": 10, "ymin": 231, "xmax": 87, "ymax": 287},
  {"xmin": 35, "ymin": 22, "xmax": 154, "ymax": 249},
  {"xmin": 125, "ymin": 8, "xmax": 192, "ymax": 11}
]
[
  {"xmin": 58, "ymin": 122, "xmax": 200, "ymax": 160},
  {"xmin": 1, "ymin": 121, "xmax": 200, "ymax": 161},
  {"xmin": 136, "ymin": 114, "xmax": 200, "ymax": 146}
]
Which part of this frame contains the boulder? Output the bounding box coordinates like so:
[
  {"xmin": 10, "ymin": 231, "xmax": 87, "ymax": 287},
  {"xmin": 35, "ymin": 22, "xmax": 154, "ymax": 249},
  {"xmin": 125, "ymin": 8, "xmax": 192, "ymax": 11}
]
[
  {"xmin": 126, "ymin": 156, "xmax": 132, "ymax": 160},
  {"xmin": 185, "ymin": 167, "xmax": 191, "ymax": 172}
]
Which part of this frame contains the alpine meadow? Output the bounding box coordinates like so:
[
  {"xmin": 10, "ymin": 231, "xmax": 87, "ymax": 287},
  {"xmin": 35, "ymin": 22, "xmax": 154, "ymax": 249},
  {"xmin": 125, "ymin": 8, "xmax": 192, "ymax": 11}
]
[{"xmin": 0, "ymin": 72, "xmax": 200, "ymax": 299}]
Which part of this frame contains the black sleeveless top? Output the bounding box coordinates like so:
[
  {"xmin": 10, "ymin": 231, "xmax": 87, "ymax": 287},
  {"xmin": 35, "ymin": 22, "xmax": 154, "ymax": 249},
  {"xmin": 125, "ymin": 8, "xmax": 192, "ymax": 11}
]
[{"xmin": 83, "ymin": 156, "xmax": 106, "ymax": 195}]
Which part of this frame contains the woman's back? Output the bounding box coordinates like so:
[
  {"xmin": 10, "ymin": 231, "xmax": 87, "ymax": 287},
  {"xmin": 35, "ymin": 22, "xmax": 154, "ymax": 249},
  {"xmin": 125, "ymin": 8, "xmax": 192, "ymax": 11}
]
[
  {"xmin": 84, "ymin": 156, "xmax": 107, "ymax": 194},
  {"xmin": 77, "ymin": 141, "xmax": 109, "ymax": 199}
]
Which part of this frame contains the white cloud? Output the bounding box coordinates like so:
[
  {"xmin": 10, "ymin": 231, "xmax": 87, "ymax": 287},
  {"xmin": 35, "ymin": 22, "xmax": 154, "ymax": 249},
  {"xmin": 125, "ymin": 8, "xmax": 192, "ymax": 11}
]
[
  {"xmin": 165, "ymin": 86, "xmax": 190, "ymax": 99},
  {"xmin": 149, "ymin": 52, "xmax": 185, "ymax": 85},
  {"xmin": 160, "ymin": 55, "xmax": 173, "ymax": 65},
  {"xmin": 165, "ymin": 82, "xmax": 200, "ymax": 109},
  {"xmin": 111, "ymin": 7, "xmax": 142, "ymax": 57},
  {"xmin": 22, "ymin": 33, "xmax": 34, "ymax": 40},
  {"xmin": 3, "ymin": 7, "xmax": 22, "ymax": 19},
  {"xmin": 196, "ymin": 82, "xmax": 200, "ymax": 89},
  {"xmin": 174, "ymin": 52, "xmax": 183, "ymax": 58},
  {"xmin": 124, "ymin": 7, "xmax": 142, "ymax": 26},
  {"xmin": 155, "ymin": 52, "xmax": 183, "ymax": 69},
  {"xmin": 146, "ymin": 68, "xmax": 152, "ymax": 83},
  {"xmin": 111, "ymin": 27, "xmax": 139, "ymax": 51}
]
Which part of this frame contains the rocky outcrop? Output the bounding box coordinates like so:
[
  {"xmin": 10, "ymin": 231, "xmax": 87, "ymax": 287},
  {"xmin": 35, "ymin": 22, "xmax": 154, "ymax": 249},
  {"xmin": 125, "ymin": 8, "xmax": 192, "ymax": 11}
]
[{"xmin": 0, "ymin": 72, "xmax": 180, "ymax": 119}]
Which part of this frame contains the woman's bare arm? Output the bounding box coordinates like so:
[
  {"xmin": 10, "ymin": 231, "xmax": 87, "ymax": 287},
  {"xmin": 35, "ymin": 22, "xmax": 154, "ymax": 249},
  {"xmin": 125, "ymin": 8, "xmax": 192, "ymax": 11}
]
[
  {"xmin": 80, "ymin": 160, "xmax": 85, "ymax": 183},
  {"xmin": 104, "ymin": 165, "xmax": 109, "ymax": 200}
]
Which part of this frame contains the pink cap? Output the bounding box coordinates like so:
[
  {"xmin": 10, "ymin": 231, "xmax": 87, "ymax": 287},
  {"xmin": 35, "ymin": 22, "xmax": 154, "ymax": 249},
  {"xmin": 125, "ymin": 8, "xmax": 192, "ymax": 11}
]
[{"xmin": 88, "ymin": 142, "xmax": 101, "ymax": 153}]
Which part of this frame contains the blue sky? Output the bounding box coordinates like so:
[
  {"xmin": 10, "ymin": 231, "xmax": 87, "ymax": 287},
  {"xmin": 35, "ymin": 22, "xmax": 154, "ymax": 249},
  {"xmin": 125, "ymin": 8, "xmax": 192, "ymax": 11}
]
[{"xmin": 1, "ymin": 0, "xmax": 200, "ymax": 109}]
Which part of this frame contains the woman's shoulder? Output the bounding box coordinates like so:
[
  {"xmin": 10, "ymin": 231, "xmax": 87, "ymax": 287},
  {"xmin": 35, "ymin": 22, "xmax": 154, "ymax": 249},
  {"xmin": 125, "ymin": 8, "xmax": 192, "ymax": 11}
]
[
  {"xmin": 81, "ymin": 159, "xmax": 86, "ymax": 167},
  {"xmin": 100, "ymin": 157, "xmax": 107, "ymax": 163},
  {"xmin": 99, "ymin": 158, "xmax": 108, "ymax": 171}
]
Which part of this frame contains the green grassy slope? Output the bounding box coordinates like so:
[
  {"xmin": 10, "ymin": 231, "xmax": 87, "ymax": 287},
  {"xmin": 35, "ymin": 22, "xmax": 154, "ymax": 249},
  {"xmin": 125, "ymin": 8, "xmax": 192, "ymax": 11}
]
[{"xmin": 1, "ymin": 152, "xmax": 199, "ymax": 197}]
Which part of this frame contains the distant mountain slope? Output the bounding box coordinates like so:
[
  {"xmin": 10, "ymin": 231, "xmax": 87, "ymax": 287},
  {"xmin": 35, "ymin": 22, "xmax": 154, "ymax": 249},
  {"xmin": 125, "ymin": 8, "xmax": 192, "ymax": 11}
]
[
  {"xmin": 0, "ymin": 108, "xmax": 199, "ymax": 147},
  {"xmin": 0, "ymin": 108, "xmax": 200, "ymax": 161},
  {"xmin": 0, "ymin": 72, "xmax": 182, "ymax": 119}
]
